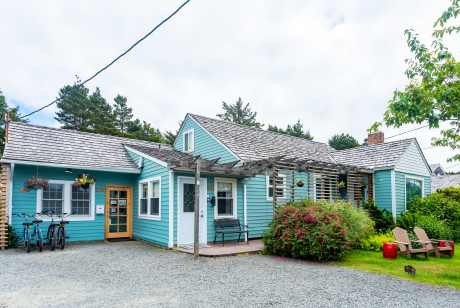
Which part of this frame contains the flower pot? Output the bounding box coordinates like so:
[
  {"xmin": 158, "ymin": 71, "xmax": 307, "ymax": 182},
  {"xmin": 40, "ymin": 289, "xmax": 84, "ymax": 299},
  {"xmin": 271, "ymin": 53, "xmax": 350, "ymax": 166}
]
[
  {"xmin": 297, "ymin": 182, "xmax": 304, "ymax": 187},
  {"xmin": 81, "ymin": 183, "xmax": 90, "ymax": 189},
  {"xmin": 339, "ymin": 186, "xmax": 346, "ymax": 190},
  {"xmin": 361, "ymin": 186, "xmax": 367, "ymax": 189}
]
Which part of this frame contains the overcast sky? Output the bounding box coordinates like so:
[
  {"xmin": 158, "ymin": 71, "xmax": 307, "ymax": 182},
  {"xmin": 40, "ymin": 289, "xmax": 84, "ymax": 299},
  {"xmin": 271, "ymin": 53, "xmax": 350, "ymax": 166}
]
[{"xmin": 1, "ymin": 0, "xmax": 459, "ymax": 171}]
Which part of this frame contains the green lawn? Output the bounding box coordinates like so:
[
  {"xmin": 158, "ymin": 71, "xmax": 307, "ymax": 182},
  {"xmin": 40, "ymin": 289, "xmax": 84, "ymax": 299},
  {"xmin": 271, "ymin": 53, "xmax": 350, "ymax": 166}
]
[{"xmin": 331, "ymin": 244, "xmax": 459, "ymax": 290}]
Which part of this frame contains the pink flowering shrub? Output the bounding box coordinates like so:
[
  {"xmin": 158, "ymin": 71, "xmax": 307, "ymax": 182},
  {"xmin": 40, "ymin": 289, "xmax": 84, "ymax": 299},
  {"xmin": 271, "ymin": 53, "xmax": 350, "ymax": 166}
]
[{"xmin": 263, "ymin": 202, "xmax": 353, "ymax": 261}]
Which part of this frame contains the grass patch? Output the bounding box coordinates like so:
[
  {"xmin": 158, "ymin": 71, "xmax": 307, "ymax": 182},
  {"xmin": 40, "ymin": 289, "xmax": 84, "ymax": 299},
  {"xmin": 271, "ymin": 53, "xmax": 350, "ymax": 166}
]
[{"xmin": 330, "ymin": 244, "xmax": 459, "ymax": 289}]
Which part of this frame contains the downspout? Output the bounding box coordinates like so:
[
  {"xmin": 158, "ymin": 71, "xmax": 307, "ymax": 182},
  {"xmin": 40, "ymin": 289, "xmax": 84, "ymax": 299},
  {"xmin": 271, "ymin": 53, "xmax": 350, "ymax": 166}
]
[
  {"xmin": 243, "ymin": 177, "xmax": 252, "ymax": 242},
  {"xmin": 168, "ymin": 170, "xmax": 174, "ymax": 248},
  {"xmin": 391, "ymin": 170, "xmax": 396, "ymax": 223},
  {"xmin": 8, "ymin": 163, "xmax": 15, "ymax": 225}
]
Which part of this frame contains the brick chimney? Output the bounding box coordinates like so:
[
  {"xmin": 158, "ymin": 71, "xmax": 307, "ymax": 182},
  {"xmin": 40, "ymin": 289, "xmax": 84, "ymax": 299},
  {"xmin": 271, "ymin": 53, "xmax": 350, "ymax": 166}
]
[{"xmin": 368, "ymin": 131, "xmax": 384, "ymax": 145}]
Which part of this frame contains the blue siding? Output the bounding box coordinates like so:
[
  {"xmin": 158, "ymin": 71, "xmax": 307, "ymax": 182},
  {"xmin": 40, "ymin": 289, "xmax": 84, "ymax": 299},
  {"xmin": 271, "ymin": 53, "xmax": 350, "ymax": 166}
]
[
  {"xmin": 374, "ymin": 170, "xmax": 393, "ymax": 213},
  {"xmin": 11, "ymin": 164, "xmax": 136, "ymax": 242},
  {"xmin": 174, "ymin": 115, "xmax": 238, "ymax": 163},
  {"xmin": 127, "ymin": 150, "xmax": 170, "ymax": 247},
  {"xmin": 395, "ymin": 171, "xmax": 431, "ymax": 214}
]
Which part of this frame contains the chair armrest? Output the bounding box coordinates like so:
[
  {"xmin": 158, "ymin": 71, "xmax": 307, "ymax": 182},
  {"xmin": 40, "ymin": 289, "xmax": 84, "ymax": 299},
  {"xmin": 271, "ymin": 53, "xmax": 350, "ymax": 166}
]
[
  {"xmin": 244, "ymin": 225, "xmax": 249, "ymax": 230},
  {"xmin": 411, "ymin": 240, "xmax": 431, "ymax": 244},
  {"xmin": 394, "ymin": 241, "xmax": 410, "ymax": 247}
]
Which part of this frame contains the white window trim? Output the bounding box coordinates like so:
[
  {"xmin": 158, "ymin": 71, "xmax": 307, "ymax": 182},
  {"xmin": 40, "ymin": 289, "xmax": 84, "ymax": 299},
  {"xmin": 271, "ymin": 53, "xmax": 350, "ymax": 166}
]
[
  {"xmin": 138, "ymin": 176, "xmax": 161, "ymax": 220},
  {"xmin": 36, "ymin": 180, "xmax": 95, "ymax": 221},
  {"xmin": 266, "ymin": 175, "xmax": 286, "ymax": 201},
  {"xmin": 183, "ymin": 128, "xmax": 194, "ymax": 153},
  {"xmin": 404, "ymin": 175, "xmax": 424, "ymax": 212},
  {"xmin": 214, "ymin": 177, "xmax": 237, "ymax": 219}
]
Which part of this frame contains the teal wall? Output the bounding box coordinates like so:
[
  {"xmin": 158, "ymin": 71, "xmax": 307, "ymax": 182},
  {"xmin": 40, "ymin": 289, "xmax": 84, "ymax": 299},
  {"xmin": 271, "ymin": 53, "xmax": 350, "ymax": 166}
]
[
  {"xmin": 127, "ymin": 150, "xmax": 170, "ymax": 247},
  {"xmin": 395, "ymin": 171, "xmax": 431, "ymax": 215},
  {"xmin": 11, "ymin": 164, "xmax": 136, "ymax": 242},
  {"xmin": 374, "ymin": 170, "xmax": 393, "ymax": 213},
  {"xmin": 174, "ymin": 115, "xmax": 239, "ymax": 163}
]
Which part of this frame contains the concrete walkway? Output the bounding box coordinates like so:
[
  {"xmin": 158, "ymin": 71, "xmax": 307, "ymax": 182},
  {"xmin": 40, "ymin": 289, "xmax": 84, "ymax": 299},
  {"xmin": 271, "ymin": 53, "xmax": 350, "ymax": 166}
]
[
  {"xmin": 1, "ymin": 241, "xmax": 459, "ymax": 307},
  {"xmin": 176, "ymin": 239, "xmax": 264, "ymax": 256}
]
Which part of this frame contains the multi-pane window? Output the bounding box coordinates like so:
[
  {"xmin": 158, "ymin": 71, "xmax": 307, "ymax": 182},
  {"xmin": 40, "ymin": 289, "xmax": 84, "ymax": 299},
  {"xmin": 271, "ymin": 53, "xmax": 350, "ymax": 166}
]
[
  {"xmin": 150, "ymin": 182, "xmax": 160, "ymax": 216},
  {"xmin": 267, "ymin": 176, "xmax": 285, "ymax": 200},
  {"xmin": 138, "ymin": 177, "xmax": 161, "ymax": 219},
  {"xmin": 71, "ymin": 186, "xmax": 90, "ymax": 215},
  {"xmin": 183, "ymin": 129, "xmax": 194, "ymax": 152},
  {"xmin": 217, "ymin": 181, "xmax": 234, "ymax": 216},
  {"xmin": 140, "ymin": 183, "xmax": 148, "ymax": 215},
  {"xmin": 42, "ymin": 183, "xmax": 64, "ymax": 214},
  {"xmin": 183, "ymin": 183, "xmax": 195, "ymax": 213},
  {"xmin": 406, "ymin": 178, "xmax": 423, "ymax": 210}
]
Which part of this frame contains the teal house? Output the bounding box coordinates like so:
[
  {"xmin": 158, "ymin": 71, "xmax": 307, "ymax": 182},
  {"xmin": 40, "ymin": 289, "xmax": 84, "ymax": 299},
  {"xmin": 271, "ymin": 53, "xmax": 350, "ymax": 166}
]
[{"xmin": 0, "ymin": 114, "xmax": 432, "ymax": 248}]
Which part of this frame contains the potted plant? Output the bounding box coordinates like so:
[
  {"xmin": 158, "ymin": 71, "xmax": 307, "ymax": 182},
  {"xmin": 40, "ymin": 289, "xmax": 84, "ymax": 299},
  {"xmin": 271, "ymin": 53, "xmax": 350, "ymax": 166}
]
[
  {"xmin": 24, "ymin": 176, "xmax": 49, "ymax": 190},
  {"xmin": 361, "ymin": 181, "xmax": 368, "ymax": 189},
  {"xmin": 73, "ymin": 174, "xmax": 97, "ymax": 189},
  {"xmin": 338, "ymin": 181, "xmax": 346, "ymax": 190},
  {"xmin": 296, "ymin": 178, "xmax": 304, "ymax": 187}
]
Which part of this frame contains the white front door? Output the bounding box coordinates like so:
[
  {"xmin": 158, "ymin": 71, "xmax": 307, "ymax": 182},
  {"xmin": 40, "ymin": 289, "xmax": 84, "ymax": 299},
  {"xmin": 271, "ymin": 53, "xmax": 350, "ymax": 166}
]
[{"xmin": 178, "ymin": 177, "xmax": 207, "ymax": 245}]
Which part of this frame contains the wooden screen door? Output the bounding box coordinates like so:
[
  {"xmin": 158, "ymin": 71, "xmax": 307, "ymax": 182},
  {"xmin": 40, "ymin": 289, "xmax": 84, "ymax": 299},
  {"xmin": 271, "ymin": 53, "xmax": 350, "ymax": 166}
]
[{"xmin": 105, "ymin": 185, "xmax": 133, "ymax": 239}]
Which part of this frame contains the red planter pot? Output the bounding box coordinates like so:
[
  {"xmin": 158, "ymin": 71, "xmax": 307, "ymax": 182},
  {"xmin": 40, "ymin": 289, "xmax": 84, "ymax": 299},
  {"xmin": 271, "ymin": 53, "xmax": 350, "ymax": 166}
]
[
  {"xmin": 440, "ymin": 241, "xmax": 454, "ymax": 256},
  {"xmin": 383, "ymin": 242, "xmax": 397, "ymax": 259}
]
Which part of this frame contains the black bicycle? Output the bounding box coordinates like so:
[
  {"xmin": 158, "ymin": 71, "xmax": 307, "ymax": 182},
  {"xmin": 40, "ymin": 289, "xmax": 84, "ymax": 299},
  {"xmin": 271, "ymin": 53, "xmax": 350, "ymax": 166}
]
[
  {"xmin": 55, "ymin": 212, "xmax": 72, "ymax": 250},
  {"xmin": 13, "ymin": 213, "xmax": 43, "ymax": 253},
  {"xmin": 43, "ymin": 210, "xmax": 58, "ymax": 251}
]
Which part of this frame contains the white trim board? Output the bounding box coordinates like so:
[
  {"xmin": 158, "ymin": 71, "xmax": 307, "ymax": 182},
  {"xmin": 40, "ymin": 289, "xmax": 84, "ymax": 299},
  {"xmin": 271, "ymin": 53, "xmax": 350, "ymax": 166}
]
[
  {"xmin": 138, "ymin": 176, "xmax": 162, "ymax": 221},
  {"xmin": 391, "ymin": 170, "xmax": 396, "ymax": 222},
  {"xmin": 0, "ymin": 159, "xmax": 141, "ymax": 174},
  {"xmin": 168, "ymin": 170, "xmax": 174, "ymax": 248},
  {"xmin": 214, "ymin": 177, "xmax": 238, "ymax": 219},
  {"xmin": 123, "ymin": 146, "xmax": 168, "ymax": 168}
]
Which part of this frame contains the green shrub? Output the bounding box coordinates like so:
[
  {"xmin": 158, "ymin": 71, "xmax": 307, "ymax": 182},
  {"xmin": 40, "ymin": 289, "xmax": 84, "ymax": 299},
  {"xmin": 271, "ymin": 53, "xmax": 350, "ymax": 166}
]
[
  {"xmin": 415, "ymin": 215, "xmax": 454, "ymax": 241},
  {"xmin": 357, "ymin": 232, "xmax": 395, "ymax": 251},
  {"xmin": 409, "ymin": 187, "xmax": 460, "ymax": 229},
  {"xmin": 263, "ymin": 201, "xmax": 352, "ymax": 261},
  {"xmin": 7, "ymin": 224, "xmax": 19, "ymax": 247},
  {"xmin": 361, "ymin": 200, "xmax": 395, "ymax": 231},
  {"xmin": 396, "ymin": 212, "xmax": 420, "ymax": 233}
]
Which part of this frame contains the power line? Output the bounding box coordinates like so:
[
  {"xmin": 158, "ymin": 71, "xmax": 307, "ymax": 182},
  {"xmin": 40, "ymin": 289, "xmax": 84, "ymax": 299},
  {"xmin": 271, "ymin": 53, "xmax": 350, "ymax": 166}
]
[
  {"xmin": 385, "ymin": 125, "xmax": 430, "ymax": 139},
  {"xmin": 19, "ymin": 0, "xmax": 191, "ymax": 119}
]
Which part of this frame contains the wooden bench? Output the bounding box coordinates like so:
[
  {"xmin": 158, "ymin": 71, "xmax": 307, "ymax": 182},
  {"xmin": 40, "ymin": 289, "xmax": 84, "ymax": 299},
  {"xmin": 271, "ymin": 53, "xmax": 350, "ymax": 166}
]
[{"xmin": 214, "ymin": 218, "xmax": 249, "ymax": 247}]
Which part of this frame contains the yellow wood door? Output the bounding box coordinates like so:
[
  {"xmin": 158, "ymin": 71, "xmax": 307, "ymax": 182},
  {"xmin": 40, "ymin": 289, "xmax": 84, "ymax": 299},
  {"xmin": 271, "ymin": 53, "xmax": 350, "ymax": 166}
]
[{"xmin": 105, "ymin": 185, "xmax": 132, "ymax": 239}]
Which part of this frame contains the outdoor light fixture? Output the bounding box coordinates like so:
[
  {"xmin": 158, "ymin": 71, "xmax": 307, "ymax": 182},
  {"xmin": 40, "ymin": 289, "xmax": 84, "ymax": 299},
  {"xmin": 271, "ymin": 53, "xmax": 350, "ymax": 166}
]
[{"xmin": 66, "ymin": 168, "xmax": 73, "ymax": 173}]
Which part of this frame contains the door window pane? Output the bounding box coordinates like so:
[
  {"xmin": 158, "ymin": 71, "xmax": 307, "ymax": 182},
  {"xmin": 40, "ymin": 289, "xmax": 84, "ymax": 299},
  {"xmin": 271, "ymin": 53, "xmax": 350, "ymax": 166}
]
[{"xmin": 183, "ymin": 183, "xmax": 195, "ymax": 212}]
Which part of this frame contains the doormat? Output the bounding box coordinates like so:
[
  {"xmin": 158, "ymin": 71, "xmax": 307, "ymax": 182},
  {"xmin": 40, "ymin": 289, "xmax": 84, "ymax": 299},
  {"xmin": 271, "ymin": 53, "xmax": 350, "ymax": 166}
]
[
  {"xmin": 179, "ymin": 243, "xmax": 212, "ymax": 250},
  {"xmin": 107, "ymin": 238, "xmax": 135, "ymax": 242}
]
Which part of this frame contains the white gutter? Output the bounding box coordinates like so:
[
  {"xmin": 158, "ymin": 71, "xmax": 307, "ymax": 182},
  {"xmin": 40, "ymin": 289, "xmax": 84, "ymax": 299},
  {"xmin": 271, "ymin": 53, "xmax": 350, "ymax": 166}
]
[
  {"xmin": 0, "ymin": 159, "xmax": 141, "ymax": 174},
  {"xmin": 391, "ymin": 170, "xmax": 397, "ymax": 223},
  {"xmin": 243, "ymin": 177, "xmax": 252, "ymax": 242},
  {"xmin": 168, "ymin": 170, "xmax": 174, "ymax": 248},
  {"xmin": 8, "ymin": 163, "xmax": 15, "ymax": 225}
]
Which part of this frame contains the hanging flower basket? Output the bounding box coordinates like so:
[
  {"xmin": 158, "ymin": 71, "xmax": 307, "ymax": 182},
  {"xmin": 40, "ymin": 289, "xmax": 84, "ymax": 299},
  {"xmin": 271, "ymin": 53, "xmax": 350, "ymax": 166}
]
[
  {"xmin": 73, "ymin": 174, "xmax": 97, "ymax": 189},
  {"xmin": 296, "ymin": 178, "xmax": 304, "ymax": 187},
  {"xmin": 338, "ymin": 181, "xmax": 346, "ymax": 190},
  {"xmin": 24, "ymin": 176, "xmax": 49, "ymax": 190}
]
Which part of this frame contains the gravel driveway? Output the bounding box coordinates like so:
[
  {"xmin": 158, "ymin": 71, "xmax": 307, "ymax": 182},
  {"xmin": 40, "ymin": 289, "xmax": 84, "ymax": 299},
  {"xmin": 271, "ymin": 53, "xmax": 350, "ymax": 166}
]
[{"xmin": 1, "ymin": 241, "xmax": 459, "ymax": 308}]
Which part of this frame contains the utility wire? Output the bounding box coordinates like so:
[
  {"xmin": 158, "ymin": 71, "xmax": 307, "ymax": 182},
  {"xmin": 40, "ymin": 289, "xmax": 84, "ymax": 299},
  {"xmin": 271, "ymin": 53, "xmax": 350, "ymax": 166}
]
[
  {"xmin": 385, "ymin": 125, "xmax": 430, "ymax": 139},
  {"xmin": 19, "ymin": 0, "xmax": 191, "ymax": 119}
]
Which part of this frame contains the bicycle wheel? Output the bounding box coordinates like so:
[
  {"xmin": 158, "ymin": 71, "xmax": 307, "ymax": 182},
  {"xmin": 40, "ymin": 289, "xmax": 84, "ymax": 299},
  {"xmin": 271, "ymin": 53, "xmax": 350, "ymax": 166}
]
[
  {"xmin": 37, "ymin": 228, "xmax": 43, "ymax": 252},
  {"xmin": 47, "ymin": 225, "xmax": 55, "ymax": 251},
  {"xmin": 25, "ymin": 228, "xmax": 31, "ymax": 253},
  {"xmin": 59, "ymin": 227, "xmax": 66, "ymax": 250}
]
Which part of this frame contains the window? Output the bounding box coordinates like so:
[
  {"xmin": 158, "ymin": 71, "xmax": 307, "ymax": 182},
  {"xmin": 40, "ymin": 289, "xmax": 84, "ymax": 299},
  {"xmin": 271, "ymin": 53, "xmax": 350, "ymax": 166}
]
[
  {"xmin": 138, "ymin": 177, "xmax": 161, "ymax": 220},
  {"xmin": 406, "ymin": 177, "xmax": 423, "ymax": 211},
  {"xmin": 215, "ymin": 178, "xmax": 237, "ymax": 218},
  {"xmin": 266, "ymin": 175, "xmax": 286, "ymax": 200},
  {"xmin": 37, "ymin": 180, "xmax": 95, "ymax": 221},
  {"xmin": 183, "ymin": 183, "xmax": 195, "ymax": 212},
  {"xmin": 183, "ymin": 129, "xmax": 194, "ymax": 153}
]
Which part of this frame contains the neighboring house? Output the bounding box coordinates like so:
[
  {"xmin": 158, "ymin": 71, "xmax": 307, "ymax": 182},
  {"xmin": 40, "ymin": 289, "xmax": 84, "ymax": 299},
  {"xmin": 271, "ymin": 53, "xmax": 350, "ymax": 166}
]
[
  {"xmin": 0, "ymin": 114, "xmax": 432, "ymax": 249},
  {"xmin": 431, "ymin": 174, "xmax": 460, "ymax": 191},
  {"xmin": 430, "ymin": 163, "xmax": 446, "ymax": 176}
]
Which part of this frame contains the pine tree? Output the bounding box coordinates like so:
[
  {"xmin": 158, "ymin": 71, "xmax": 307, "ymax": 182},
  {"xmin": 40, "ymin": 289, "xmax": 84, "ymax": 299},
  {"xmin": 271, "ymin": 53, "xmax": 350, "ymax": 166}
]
[
  {"xmin": 268, "ymin": 119, "xmax": 313, "ymax": 140},
  {"xmin": 217, "ymin": 97, "xmax": 263, "ymax": 128},
  {"xmin": 89, "ymin": 88, "xmax": 116, "ymax": 134},
  {"xmin": 113, "ymin": 95, "xmax": 133, "ymax": 133}
]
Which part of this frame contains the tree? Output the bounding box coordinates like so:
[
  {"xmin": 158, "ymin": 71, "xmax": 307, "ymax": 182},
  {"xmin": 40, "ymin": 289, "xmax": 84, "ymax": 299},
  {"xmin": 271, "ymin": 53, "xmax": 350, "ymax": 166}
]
[
  {"xmin": 89, "ymin": 88, "xmax": 117, "ymax": 134},
  {"xmin": 113, "ymin": 95, "xmax": 133, "ymax": 133},
  {"xmin": 54, "ymin": 79, "xmax": 93, "ymax": 131},
  {"xmin": 328, "ymin": 133, "xmax": 360, "ymax": 150},
  {"xmin": 0, "ymin": 89, "xmax": 28, "ymax": 155},
  {"xmin": 268, "ymin": 119, "xmax": 313, "ymax": 140},
  {"xmin": 371, "ymin": 0, "xmax": 460, "ymax": 161},
  {"xmin": 216, "ymin": 97, "xmax": 263, "ymax": 128}
]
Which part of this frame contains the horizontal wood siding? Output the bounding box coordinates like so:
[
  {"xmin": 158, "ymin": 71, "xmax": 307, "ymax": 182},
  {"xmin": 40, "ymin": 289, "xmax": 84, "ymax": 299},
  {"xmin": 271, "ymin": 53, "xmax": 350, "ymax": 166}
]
[
  {"xmin": 374, "ymin": 170, "xmax": 393, "ymax": 213},
  {"xmin": 246, "ymin": 175, "xmax": 273, "ymax": 238},
  {"xmin": 127, "ymin": 150, "xmax": 170, "ymax": 247},
  {"xmin": 394, "ymin": 141, "xmax": 431, "ymax": 177},
  {"xmin": 174, "ymin": 116, "xmax": 238, "ymax": 163},
  {"xmin": 11, "ymin": 164, "xmax": 136, "ymax": 242},
  {"xmin": 395, "ymin": 171, "xmax": 431, "ymax": 214}
]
